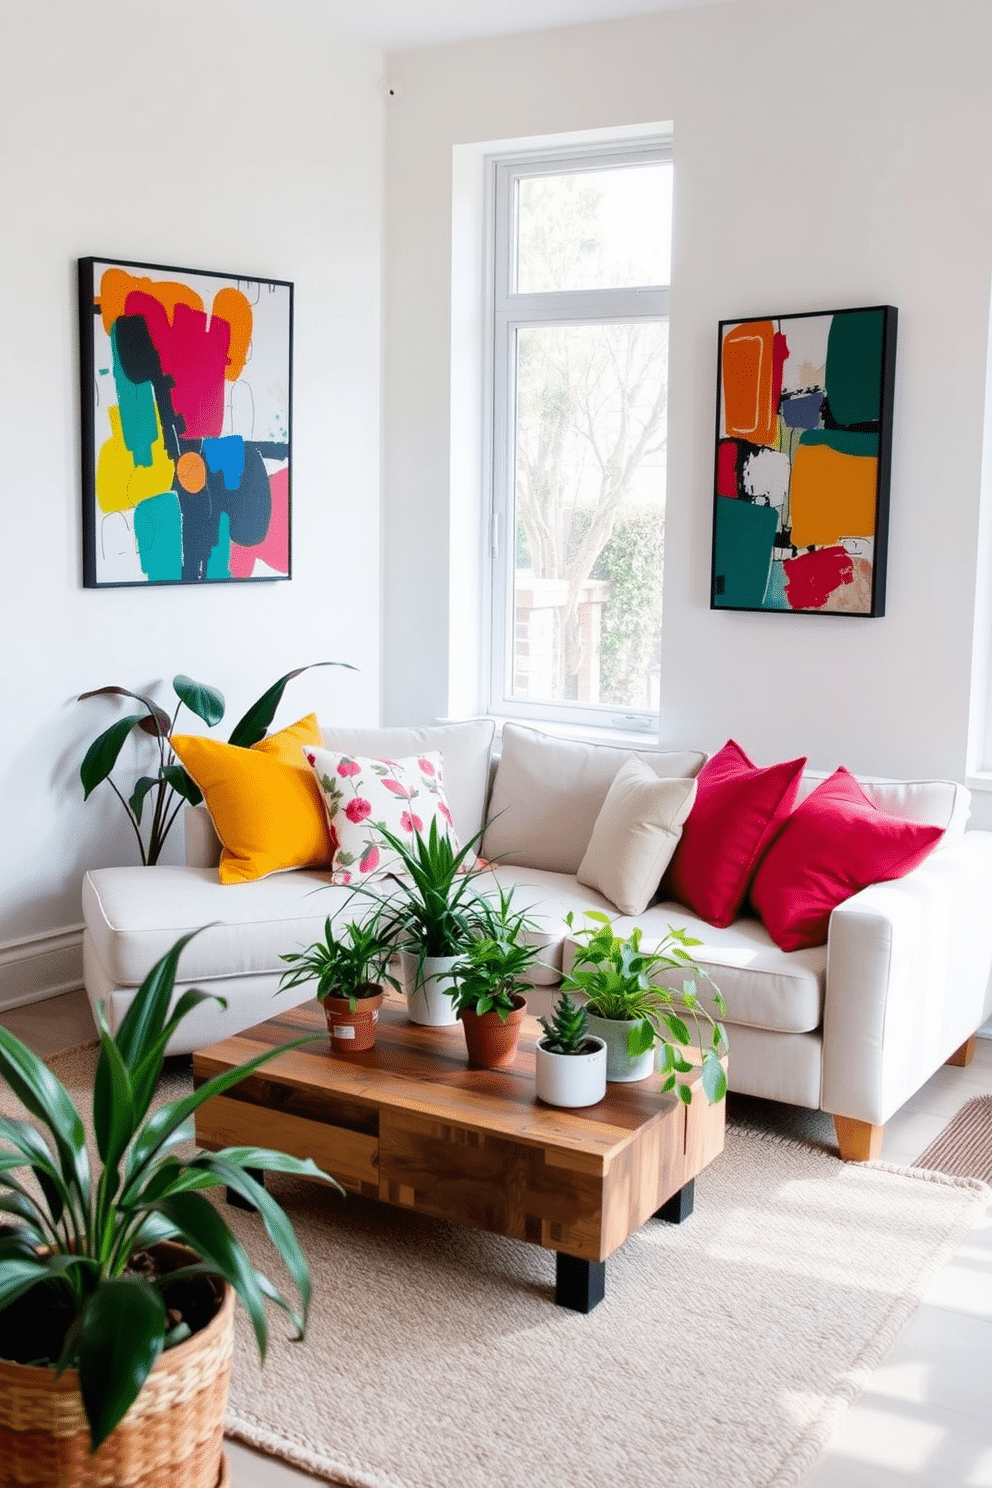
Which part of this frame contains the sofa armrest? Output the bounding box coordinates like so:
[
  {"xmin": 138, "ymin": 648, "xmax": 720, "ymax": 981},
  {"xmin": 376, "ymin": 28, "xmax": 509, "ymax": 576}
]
[
  {"xmin": 822, "ymin": 831, "xmax": 992, "ymax": 1125},
  {"xmin": 184, "ymin": 804, "xmax": 221, "ymax": 869}
]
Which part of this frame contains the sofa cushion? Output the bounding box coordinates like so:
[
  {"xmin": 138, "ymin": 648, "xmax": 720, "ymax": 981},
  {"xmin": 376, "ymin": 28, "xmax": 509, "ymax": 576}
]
[
  {"xmin": 318, "ymin": 719, "xmax": 495, "ymax": 843},
  {"xmin": 667, "ymin": 740, "xmax": 806, "ymax": 928},
  {"xmin": 481, "ymin": 723, "xmax": 706, "ymax": 874},
  {"xmin": 562, "ymin": 900, "xmax": 827, "ymax": 1035},
  {"xmin": 751, "ymin": 767, "xmax": 945, "ymax": 951},
  {"xmin": 169, "ymin": 715, "xmax": 333, "ymax": 884},
  {"xmin": 577, "ymin": 762, "xmax": 697, "ymax": 915},
  {"xmin": 83, "ymin": 865, "xmax": 354, "ymax": 986},
  {"xmin": 795, "ymin": 770, "xmax": 970, "ymax": 840},
  {"xmin": 305, "ymin": 747, "xmax": 458, "ymax": 883}
]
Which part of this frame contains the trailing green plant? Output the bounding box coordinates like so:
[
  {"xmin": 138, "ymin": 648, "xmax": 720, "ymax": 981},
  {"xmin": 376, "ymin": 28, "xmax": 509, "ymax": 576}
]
[
  {"xmin": 352, "ymin": 819, "xmax": 492, "ymax": 975},
  {"xmin": 561, "ymin": 910, "xmax": 728, "ymax": 1104},
  {"xmin": 0, "ymin": 930, "xmax": 341, "ymax": 1451},
  {"xmin": 451, "ymin": 888, "xmax": 543, "ymax": 1021},
  {"xmin": 538, "ymin": 991, "xmax": 599, "ymax": 1056},
  {"xmin": 279, "ymin": 916, "xmax": 400, "ymax": 1010},
  {"xmin": 78, "ymin": 661, "xmax": 353, "ymax": 865}
]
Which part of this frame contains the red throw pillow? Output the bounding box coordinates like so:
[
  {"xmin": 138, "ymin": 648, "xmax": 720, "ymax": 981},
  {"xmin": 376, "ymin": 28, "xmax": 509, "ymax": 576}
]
[
  {"xmin": 750, "ymin": 767, "xmax": 944, "ymax": 951},
  {"xmin": 666, "ymin": 740, "xmax": 806, "ymax": 927}
]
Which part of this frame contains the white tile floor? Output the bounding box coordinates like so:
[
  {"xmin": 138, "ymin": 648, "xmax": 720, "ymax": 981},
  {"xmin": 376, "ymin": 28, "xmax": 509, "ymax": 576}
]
[{"xmin": 4, "ymin": 989, "xmax": 990, "ymax": 1487}]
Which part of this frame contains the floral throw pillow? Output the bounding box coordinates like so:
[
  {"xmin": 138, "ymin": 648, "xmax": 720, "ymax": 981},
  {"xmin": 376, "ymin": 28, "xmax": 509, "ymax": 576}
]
[{"xmin": 303, "ymin": 747, "xmax": 459, "ymax": 884}]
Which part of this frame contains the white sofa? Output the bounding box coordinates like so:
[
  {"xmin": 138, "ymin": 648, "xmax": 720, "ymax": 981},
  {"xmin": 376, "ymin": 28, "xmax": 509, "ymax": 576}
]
[{"xmin": 82, "ymin": 718, "xmax": 992, "ymax": 1160}]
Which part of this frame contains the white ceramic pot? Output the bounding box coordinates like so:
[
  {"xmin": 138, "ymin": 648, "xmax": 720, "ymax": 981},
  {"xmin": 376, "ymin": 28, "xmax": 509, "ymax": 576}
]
[
  {"xmin": 406, "ymin": 954, "xmax": 460, "ymax": 1026},
  {"xmin": 585, "ymin": 1012, "xmax": 656, "ymax": 1082},
  {"xmin": 535, "ymin": 1037, "xmax": 607, "ymax": 1108}
]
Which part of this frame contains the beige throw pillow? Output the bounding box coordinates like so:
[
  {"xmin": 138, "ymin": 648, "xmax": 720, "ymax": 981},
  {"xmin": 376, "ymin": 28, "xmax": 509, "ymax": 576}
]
[{"xmin": 577, "ymin": 760, "xmax": 698, "ymax": 916}]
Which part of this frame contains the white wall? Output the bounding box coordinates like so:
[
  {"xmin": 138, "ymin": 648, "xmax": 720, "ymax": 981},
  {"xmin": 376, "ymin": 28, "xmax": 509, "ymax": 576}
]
[
  {"xmin": 0, "ymin": 0, "xmax": 384, "ymax": 1004},
  {"xmin": 381, "ymin": 0, "xmax": 992, "ymax": 831}
]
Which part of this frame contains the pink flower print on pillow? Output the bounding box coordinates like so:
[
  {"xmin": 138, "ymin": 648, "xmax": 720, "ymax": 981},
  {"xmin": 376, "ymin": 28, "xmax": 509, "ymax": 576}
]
[{"xmin": 303, "ymin": 747, "xmax": 459, "ymax": 885}]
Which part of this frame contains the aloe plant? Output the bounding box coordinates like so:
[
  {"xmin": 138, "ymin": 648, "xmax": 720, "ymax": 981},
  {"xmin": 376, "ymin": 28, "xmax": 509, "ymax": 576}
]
[
  {"xmin": 561, "ymin": 910, "xmax": 729, "ymax": 1104},
  {"xmin": 538, "ymin": 992, "xmax": 597, "ymax": 1056},
  {"xmin": 0, "ymin": 931, "xmax": 340, "ymax": 1450},
  {"xmin": 78, "ymin": 661, "xmax": 353, "ymax": 864}
]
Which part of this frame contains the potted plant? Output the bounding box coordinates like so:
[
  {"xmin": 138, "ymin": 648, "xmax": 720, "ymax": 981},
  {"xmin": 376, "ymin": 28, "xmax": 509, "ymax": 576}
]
[
  {"xmin": 354, "ymin": 820, "xmax": 492, "ymax": 1026},
  {"xmin": 279, "ymin": 915, "xmax": 400, "ymax": 1050},
  {"xmin": 561, "ymin": 910, "xmax": 728, "ymax": 1099},
  {"xmin": 451, "ymin": 889, "xmax": 543, "ymax": 1068},
  {"xmin": 535, "ymin": 992, "xmax": 607, "ymax": 1108},
  {"xmin": 77, "ymin": 661, "xmax": 351, "ymax": 864},
  {"xmin": 0, "ymin": 930, "xmax": 341, "ymax": 1486}
]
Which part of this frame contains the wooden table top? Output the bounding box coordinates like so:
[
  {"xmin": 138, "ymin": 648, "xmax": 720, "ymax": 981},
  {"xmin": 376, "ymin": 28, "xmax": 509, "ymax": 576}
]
[{"xmin": 193, "ymin": 991, "xmax": 706, "ymax": 1162}]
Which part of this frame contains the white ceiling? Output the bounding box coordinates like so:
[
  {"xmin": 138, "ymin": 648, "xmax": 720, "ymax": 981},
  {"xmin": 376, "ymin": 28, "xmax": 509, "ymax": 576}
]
[{"xmin": 241, "ymin": 0, "xmax": 739, "ymax": 53}]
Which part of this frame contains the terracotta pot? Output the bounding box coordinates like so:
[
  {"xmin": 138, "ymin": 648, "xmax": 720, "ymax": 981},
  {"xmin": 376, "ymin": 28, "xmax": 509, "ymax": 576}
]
[
  {"xmin": 459, "ymin": 994, "xmax": 527, "ymax": 1069},
  {"xmin": 322, "ymin": 985, "xmax": 384, "ymax": 1051},
  {"xmin": 0, "ymin": 1241, "xmax": 233, "ymax": 1488}
]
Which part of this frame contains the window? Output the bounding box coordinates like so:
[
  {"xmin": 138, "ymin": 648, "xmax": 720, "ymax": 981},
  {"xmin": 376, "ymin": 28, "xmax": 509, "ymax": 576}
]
[{"xmin": 489, "ymin": 141, "xmax": 672, "ymax": 732}]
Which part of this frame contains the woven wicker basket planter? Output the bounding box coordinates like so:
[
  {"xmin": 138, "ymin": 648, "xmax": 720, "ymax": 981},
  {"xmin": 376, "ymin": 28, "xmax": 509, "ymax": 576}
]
[{"xmin": 0, "ymin": 1263, "xmax": 234, "ymax": 1488}]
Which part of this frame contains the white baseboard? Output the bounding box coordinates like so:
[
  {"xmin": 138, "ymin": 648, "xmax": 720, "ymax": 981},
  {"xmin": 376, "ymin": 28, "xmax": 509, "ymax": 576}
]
[{"xmin": 0, "ymin": 924, "xmax": 85, "ymax": 1011}]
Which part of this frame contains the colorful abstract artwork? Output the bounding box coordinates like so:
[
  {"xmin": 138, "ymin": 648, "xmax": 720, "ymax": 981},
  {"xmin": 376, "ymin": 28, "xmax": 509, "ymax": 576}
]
[
  {"xmin": 711, "ymin": 305, "xmax": 896, "ymax": 616},
  {"xmin": 79, "ymin": 257, "xmax": 292, "ymax": 587}
]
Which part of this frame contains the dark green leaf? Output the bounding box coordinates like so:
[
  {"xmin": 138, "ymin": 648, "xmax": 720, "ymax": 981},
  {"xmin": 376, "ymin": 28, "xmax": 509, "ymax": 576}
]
[
  {"xmin": 0, "ymin": 1029, "xmax": 90, "ymax": 1205},
  {"xmin": 676, "ymin": 1083, "xmax": 692, "ymax": 1105},
  {"xmin": 114, "ymin": 929, "xmax": 207, "ymax": 1076},
  {"xmin": 0, "ymin": 1256, "xmax": 56, "ymax": 1312},
  {"xmin": 227, "ymin": 662, "xmax": 355, "ymax": 748},
  {"xmin": 160, "ymin": 763, "xmax": 202, "ymax": 807},
  {"xmin": 173, "ymin": 675, "xmax": 225, "ymax": 728},
  {"xmin": 0, "ymin": 1116, "xmax": 71, "ymax": 1226},
  {"xmin": 626, "ymin": 1019, "xmax": 655, "ymax": 1057},
  {"xmin": 663, "ymin": 1014, "xmax": 692, "ymax": 1046},
  {"xmin": 80, "ymin": 716, "xmax": 146, "ymax": 798},
  {"xmin": 78, "ymin": 1280, "xmax": 166, "ymax": 1450},
  {"xmin": 129, "ymin": 991, "xmax": 227, "ymax": 1125},
  {"xmin": 127, "ymin": 776, "xmax": 161, "ymax": 824},
  {"xmin": 156, "ymin": 1191, "xmax": 269, "ymax": 1359},
  {"xmin": 78, "ymin": 687, "xmax": 171, "ymax": 736},
  {"xmin": 92, "ymin": 1016, "xmax": 135, "ymax": 1172}
]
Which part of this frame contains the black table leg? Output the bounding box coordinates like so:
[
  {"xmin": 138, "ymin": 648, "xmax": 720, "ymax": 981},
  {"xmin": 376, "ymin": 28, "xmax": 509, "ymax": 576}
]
[
  {"xmin": 555, "ymin": 1252, "xmax": 606, "ymax": 1312},
  {"xmin": 226, "ymin": 1167, "xmax": 266, "ymax": 1211},
  {"xmin": 655, "ymin": 1177, "xmax": 694, "ymax": 1224}
]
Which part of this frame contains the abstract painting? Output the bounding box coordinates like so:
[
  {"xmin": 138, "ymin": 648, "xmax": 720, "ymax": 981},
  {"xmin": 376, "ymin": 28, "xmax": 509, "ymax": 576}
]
[
  {"xmin": 711, "ymin": 305, "xmax": 896, "ymax": 616},
  {"xmin": 79, "ymin": 257, "xmax": 292, "ymax": 587}
]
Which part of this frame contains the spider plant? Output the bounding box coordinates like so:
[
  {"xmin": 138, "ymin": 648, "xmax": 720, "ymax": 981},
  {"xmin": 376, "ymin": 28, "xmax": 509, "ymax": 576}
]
[
  {"xmin": 451, "ymin": 888, "xmax": 543, "ymax": 1020},
  {"xmin": 279, "ymin": 916, "xmax": 400, "ymax": 1010},
  {"xmin": 0, "ymin": 930, "xmax": 340, "ymax": 1450}
]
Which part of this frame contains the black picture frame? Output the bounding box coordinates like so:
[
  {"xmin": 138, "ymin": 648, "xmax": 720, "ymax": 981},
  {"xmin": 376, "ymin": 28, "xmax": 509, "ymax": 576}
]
[
  {"xmin": 79, "ymin": 255, "xmax": 293, "ymax": 588},
  {"xmin": 710, "ymin": 304, "xmax": 897, "ymax": 617}
]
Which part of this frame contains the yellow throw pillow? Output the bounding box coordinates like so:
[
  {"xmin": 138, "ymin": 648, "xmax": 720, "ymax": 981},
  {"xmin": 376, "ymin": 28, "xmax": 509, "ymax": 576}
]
[{"xmin": 170, "ymin": 714, "xmax": 334, "ymax": 885}]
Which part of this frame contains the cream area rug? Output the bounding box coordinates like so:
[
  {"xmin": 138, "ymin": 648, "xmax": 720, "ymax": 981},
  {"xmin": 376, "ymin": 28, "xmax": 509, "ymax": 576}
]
[{"xmin": 7, "ymin": 1049, "xmax": 989, "ymax": 1488}]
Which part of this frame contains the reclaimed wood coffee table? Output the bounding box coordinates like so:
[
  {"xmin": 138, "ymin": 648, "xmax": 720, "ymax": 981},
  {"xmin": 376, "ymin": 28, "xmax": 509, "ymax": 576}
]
[{"xmin": 193, "ymin": 993, "xmax": 725, "ymax": 1312}]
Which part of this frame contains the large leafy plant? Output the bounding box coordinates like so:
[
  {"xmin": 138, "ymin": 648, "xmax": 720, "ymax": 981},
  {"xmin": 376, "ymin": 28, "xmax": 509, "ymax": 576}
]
[
  {"xmin": 561, "ymin": 910, "xmax": 728, "ymax": 1105},
  {"xmin": 0, "ymin": 931, "xmax": 340, "ymax": 1450},
  {"xmin": 279, "ymin": 915, "xmax": 400, "ymax": 1010},
  {"xmin": 78, "ymin": 661, "xmax": 352, "ymax": 865}
]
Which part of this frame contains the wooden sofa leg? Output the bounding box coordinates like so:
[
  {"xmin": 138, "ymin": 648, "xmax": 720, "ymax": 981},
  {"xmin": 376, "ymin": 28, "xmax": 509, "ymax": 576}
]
[
  {"xmin": 833, "ymin": 1116, "xmax": 885, "ymax": 1162},
  {"xmin": 946, "ymin": 1035, "xmax": 977, "ymax": 1068}
]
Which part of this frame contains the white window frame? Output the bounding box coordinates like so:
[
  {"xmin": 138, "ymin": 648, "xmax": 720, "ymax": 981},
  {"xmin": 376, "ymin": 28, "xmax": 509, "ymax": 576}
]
[{"xmin": 487, "ymin": 137, "xmax": 673, "ymax": 734}]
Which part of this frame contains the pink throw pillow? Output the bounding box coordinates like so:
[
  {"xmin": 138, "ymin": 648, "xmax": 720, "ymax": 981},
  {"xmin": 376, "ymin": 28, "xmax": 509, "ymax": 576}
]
[
  {"xmin": 750, "ymin": 767, "xmax": 944, "ymax": 951},
  {"xmin": 666, "ymin": 740, "xmax": 806, "ymax": 927}
]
